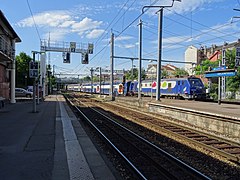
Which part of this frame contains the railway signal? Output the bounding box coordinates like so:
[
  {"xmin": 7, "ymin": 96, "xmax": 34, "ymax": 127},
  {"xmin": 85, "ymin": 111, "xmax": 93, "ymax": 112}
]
[{"xmin": 82, "ymin": 53, "xmax": 89, "ymax": 64}]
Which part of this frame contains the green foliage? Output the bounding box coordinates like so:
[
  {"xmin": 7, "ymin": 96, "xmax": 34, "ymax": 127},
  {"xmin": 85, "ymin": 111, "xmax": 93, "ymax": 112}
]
[
  {"xmin": 15, "ymin": 52, "xmax": 33, "ymax": 88},
  {"xmin": 92, "ymin": 76, "xmax": 99, "ymax": 82},
  {"xmin": 195, "ymin": 59, "xmax": 220, "ymax": 75},
  {"xmin": 226, "ymin": 67, "xmax": 240, "ymax": 92},
  {"xmin": 225, "ymin": 49, "xmax": 236, "ymax": 69},
  {"xmin": 82, "ymin": 76, "xmax": 91, "ymax": 82},
  {"xmin": 225, "ymin": 49, "xmax": 240, "ymax": 92},
  {"xmin": 210, "ymin": 83, "xmax": 218, "ymax": 100},
  {"xmin": 173, "ymin": 68, "xmax": 189, "ymax": 77},
  {"xmin": 161, "ymin": 69, "xmax": 168, "ymax": 78},
  {"xmin": 197, "ymin": 49, "xmax": 240, "ymax": 98},
  {"xmin": 125, "ymin": 68, "xmax": 146, "ymax": 80}
]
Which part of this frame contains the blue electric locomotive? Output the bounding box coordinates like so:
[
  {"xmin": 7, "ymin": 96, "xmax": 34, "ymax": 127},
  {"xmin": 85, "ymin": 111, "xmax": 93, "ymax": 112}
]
[{"xmin": 124, "ymin": 77, "xmax": 206, "ymax": 100}]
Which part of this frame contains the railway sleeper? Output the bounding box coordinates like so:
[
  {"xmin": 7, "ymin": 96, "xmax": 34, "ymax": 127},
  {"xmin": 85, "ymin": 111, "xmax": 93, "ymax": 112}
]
[
  {"xmin": 202, "ymin": 140, "xmax": 223, "ymax": 145},
  {"xmin": 185, "ymin": 134, "xmax": 204, "ymax": 138}
]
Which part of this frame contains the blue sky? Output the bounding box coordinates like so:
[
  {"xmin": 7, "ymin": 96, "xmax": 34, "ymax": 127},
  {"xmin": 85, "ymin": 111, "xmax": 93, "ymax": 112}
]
[{"xmin": 1, "ymin": 0, "xmax": 240, "ymax": 77}]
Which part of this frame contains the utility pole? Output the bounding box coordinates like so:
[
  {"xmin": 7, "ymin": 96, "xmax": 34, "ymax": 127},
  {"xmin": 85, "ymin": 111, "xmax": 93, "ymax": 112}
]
[
  {"xmin": 141, "ymin": 0, "xmax": 181, "ymax": 101},
  {"xmin": 138, "ymin": 19, "xmax": 143, "ymax": 100},
  {"xmin": 90, "ymin": 68, "xmax": 94, "ymax": 95},
  {"xmin": 110, "ymin": 33, "xmax": 114, "ymax": 100},
  {"xmin": 218, "ymin": 60, "xmax": 221, "ymax": 105},
  {"xmin": 156, "ymin": 8, "xmax": 163, "ymax": 101},
  {"xmin": 131, "ymin": 58, "xmax": 134, "ymax": 81},
  {"xmin": 221, "ymin": 47, "xmax": 226, "ymax": 100},
  {"xmin": 99, "ymin": 67, "xmax": 102, "ymax": 96}
]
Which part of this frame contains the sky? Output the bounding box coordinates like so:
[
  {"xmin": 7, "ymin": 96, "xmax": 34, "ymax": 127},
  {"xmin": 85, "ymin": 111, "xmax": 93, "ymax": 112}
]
[{"xmin": 1, "ymin": 0, "xmax": 240, "ymax": 77}]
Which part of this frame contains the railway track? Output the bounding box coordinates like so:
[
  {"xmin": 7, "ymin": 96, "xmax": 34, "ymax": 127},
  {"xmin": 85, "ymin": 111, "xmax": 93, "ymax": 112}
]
[
  {"xmin": 66, "ymin": 95, "xmax": 210, "ymax": 179},
  {"xmin": 101, "ymin": 97, "xmax": 240, "ymax": 163}
]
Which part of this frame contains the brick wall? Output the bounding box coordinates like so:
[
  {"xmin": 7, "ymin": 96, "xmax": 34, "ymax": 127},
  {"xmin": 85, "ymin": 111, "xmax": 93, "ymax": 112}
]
[{"xmin": 0, "ymin": 64, "xmax": 10, "ymax": 99}]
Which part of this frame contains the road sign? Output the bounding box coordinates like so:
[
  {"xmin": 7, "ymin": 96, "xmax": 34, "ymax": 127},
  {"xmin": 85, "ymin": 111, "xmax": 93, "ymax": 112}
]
[
  {"xmin": 70, "ymin": 42, "xmax": 76, "ymax": 52},
  {"xmin": 212, "ymin": 66, "xmax": 226, "ymax": 71},
  {"xmin": 204, "ymin": 69, "xmax": 236, "ymax": 78},
  {"xmin": 88, "ymin": 43, "xmax": 93, "ymax": 54},
  {"xmin": 29, "ymin": 61, "xmax": 39, "ymax": 78}
]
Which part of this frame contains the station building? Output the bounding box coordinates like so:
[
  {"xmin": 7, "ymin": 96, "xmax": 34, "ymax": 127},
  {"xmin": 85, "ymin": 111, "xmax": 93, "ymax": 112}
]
[{"xmin": 0, "ymin": 10, "xmax": 21, "ymax": 102}]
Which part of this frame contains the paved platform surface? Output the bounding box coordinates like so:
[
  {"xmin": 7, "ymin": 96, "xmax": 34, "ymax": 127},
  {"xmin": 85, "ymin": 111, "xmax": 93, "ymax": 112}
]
[
  {"xmin": 0, "ymin": 95, "xmax": 115, "ymax": 180},
  {"xmin": 153, "ymin": 98, "xmax": 240, "ymax": 119},
  {"xmin": 115, "ymin": 96, "xmax": 240, "ymax": 119}
]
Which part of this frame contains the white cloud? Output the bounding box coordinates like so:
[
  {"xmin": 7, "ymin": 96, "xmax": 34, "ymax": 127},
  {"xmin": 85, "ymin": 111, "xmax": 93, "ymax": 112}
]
[
  {"xmin": 124, "ymin": 44, "xmax": 136, "ymax": 48},
  {"xmin": 59, "ymin": 20, "xmax": 75, "ymax": 28},
  {"xmin": 17, "ymin": 11, "xmax": 72, "ymax": 28},
  {"xmin": 174, "ymin": 0, "xmax": 215, "ymax": 14},
  {"xmin": 71, "ymin": 17, "xmax": 102, "ymax": 32},
  {"xmin": 115, "ymin": 35, "xmax": 134, "ymax": 41},
  {"xmin": 42, "ymin": 29, "xmax": 69, "ymax": 41},
  {"xmin": 115, "ymin": 41, "xmax": 136, "ymax": 49},
  {"xmin": 144, "ymin": 0, "xmax": 224, "ymax": 16},
  {"xmin": 17, "ymin": 10, "xmax": 103, "ymax": 40},
  {"xmin": 86, "ymin": 29, "xmax": 105, "ymax": 39}
]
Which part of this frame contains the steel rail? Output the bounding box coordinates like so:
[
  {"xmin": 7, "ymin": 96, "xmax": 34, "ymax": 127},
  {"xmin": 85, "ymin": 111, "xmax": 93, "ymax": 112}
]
[
  {"xmin": 102, "ymin": 100, "xmax": 240, "ymax": 162},
  {"xmin": 67, "ymin": 95, "xmax": 211, "ymax": 179},
  {"xmin": 66, "ymin": 96, "xmax": 147, "ymax": 180}
]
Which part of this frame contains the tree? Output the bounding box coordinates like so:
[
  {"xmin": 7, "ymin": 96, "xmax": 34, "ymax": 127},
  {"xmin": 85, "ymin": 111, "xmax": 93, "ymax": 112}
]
[
  {"xmin": 125, "ymin": 68, "xmax": 146, "ymax": 80},
  {"xmin": 195, "ymin": 59, "xmax": 220, "ymax": 75},
  {"xmin": 15, "ymin": 52, "xmax": 33, "ymax": 88},
  {"xmin": 161, "ymin": 69, "xmax": 168, "ymax": 78},
  {"xmin": 82, "ymin": 76, "xmax": 91, "ymax": 82},
  {"xmin": 173, "ymin": 68, "xmax": 189, "ymax": 77},
  {"xmin": 225, "ymin": 49, "xmax": 240, "ymax": 93},
  {"xmin": 225, "ymin": 49, "xmax": 236, "ymax": 69},
  {"xmin": 196, "ymin": 50, "xmax": 240, "ymax": 98}
]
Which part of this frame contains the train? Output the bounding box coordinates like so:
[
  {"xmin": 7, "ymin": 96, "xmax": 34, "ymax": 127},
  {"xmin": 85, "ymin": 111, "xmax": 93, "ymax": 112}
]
[{"xmin": 67, "ymin": 76, "xmax": 207, "ymax": 100}]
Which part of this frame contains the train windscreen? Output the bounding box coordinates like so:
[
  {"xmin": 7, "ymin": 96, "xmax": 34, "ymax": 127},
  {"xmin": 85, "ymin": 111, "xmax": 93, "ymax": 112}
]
[{"xmin": 189, "ymin": 78, "xmax": 203, "ymax": 87}]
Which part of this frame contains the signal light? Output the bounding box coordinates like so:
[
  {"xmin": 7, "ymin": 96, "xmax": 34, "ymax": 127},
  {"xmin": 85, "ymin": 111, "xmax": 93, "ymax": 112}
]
[
  {"xmin": 63, "ymin": 52, "xmax": 70, "ymax": 63},
  {"xmin": 82, "ymin": 53, "xmax": 89, "ymax": 64}
]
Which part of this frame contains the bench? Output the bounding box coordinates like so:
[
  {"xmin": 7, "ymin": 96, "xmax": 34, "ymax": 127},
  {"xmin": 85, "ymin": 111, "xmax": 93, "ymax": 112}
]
[{"xmin": 0, "ymin": 97, "xmax": 5, "ymax": 109}]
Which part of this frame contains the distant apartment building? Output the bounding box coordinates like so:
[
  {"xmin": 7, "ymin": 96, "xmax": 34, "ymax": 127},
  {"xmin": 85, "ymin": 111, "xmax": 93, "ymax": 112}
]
[
  {"xmin": 184, "ymin": 39, "xmax": 240, "ymax": 74},
  {"xmin": 184, "ymin": 45, "xmax": 198, "ymax": 75},
  {"xmin": 145, "ymin": 64, "xmax": 178, "ymax": 79},
  {"xmin": 0, "ymin": 10, "xmax": 21, "ymax": 102}
]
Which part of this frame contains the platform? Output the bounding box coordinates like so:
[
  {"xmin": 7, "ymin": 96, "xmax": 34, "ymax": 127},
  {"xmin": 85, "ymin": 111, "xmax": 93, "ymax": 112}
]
[
  {"xmin": 114, "ymin": 96, "xmax": 240, "ymax": 119},
  {"xmin": 0, "ymin": 95, "xmax": 115, "ymax": 180}
]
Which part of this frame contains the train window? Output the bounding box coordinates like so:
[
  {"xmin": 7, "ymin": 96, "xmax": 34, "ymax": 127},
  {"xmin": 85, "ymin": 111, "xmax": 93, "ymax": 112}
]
[
  {"xmin": 168, "ymin": 83, "xmax": 171, "ymax": 88},
  {"xmin": 190, "ymin": 79, "xmax": 202, "ymax": 86},
  {"xmin": 150, "ymin": 83, "xmax": 152, "ymax": 87},
  {"xmin": 145, "ymin": 84, "xmax": 147, "ymax": 87}
]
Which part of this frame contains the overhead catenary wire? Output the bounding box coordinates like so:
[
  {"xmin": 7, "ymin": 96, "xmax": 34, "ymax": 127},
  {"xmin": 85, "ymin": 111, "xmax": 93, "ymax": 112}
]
[
  {"xmin": 166, "ymin": 8, "xmax": 240, "ymax": 40},
  {"xmin": 26, "ymin": 0, "xmax": 41, "ymax": 41},
  {"xmin": 142, "ymin": 12, "xmax": 240, "ymax": 56},
  {"xmin": 94, "ymin": 0, "xmax": 132, "ymax": 48},
  {"xmin": 80, "ymin": 0, "xmax": 160, "ymax": 73}
]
